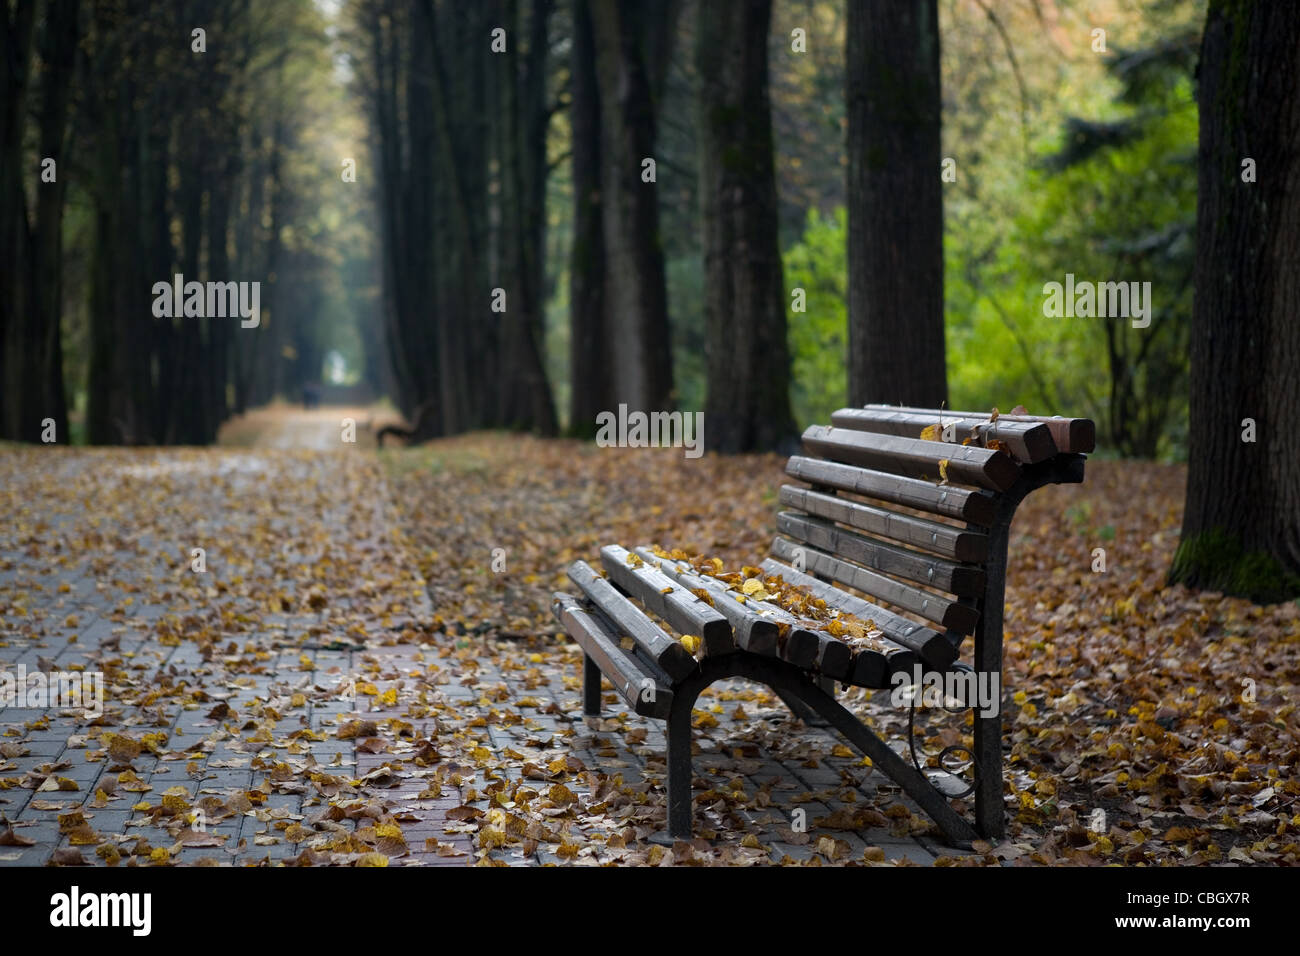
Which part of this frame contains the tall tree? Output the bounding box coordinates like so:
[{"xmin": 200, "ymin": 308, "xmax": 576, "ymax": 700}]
[
  {"xmin": 2, "ymin": 0, "xmax": 78, "ymax": 443},
  {"xmin": 1169, "ymin": 0, "xmax": 1300, "ymax": 602},
  {"xmin": 567, "ymin": 0, "xmax": 607, "ymax": 436},
  {"xmin": 0, "ymin": 0, "xmax": 38, "ymax": 440},
  {"xmin": 845, "ymin": 0, "xmax": 946, "ymax": 407},
  {"xmin": 495, "ymin": 0, "xmax": 558, "ymax": 435},
  {"xmin": 694, "ymin": 0, "xmax": 794, "ymax": 452},
  {"xmin": 588, "ymin": 0, "xmax": 676, "ymax": 413}
]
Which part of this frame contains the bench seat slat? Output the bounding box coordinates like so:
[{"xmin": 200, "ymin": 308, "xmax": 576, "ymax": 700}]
[
  {"xmin": 626, "ymin": 549, "xmax": 781, "ymax": 658},
  {"xmin": 830, "ymin": 407, "xmax": 1058, "ymax": 463},
  {"xmin": 632, "ymin": 548, "xmax": 858, "ymax": 681},
  {"xmin": 639, "ymin": 550, "xmax": 917, "ymax": 690},
  {"xmin": 566, "ymin": 560, "xmax": 698, "ymax": 682},
  {"xmin": 552, "ymin": 593, "xmax": 674, "ymax": 718},
  {"xmin": 765, "ymin": 545, "xmax": 969, "ymax": 658},
  {"xmin": 803, "ymin": 425, "xmax": 1021, "ymax": 492},
  {"xmin": 761, "ymin": 555, "xmax": 959, "ymax": 668},
  {"xmin": 777, "ymin": 511, "xmax": 986, "ymax": 597},
  {"xmin": 600, "ymin": 545, "xmax": 735, "ymax": 657},
  {"xmin": 786, "ymin": 456, "xmax": 997, "ymax": 525},
  {"xmin": 779, "ymin": 485, "xmax": 989, "ymax": 562},
  {"xmin": 863, "ymin": 404, "xmax": 1096, "ymax": 454}
]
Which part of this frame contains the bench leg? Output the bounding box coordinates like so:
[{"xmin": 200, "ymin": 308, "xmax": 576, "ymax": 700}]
[
  {"xmin": 582, "ymin": 653, "xmax": 602, "ymax": 717},
  {"xmin": 973, "ymin": 709, "xmax": 1004, "ymax": 841},
  {"xmin": 973, "ymin": 507, "xmax": 1013, "ymax": 843},
  {"xmin": 666, "ymin": 693, "xmax": 694, "ymax": 839}
]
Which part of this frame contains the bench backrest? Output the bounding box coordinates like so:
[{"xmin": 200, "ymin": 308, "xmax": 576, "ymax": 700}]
[{"xmin": 771, "ymin": 405, "xmax": 1092, "ymax": 659}]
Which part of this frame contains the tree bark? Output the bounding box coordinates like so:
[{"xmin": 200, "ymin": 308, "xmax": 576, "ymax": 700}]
[
  {"xmin": 496, "ymin": 0, "xmax": 558, "ymax": 435},
  {"xmin": 567, "ymin": 0, "xmax": 608, "ymax": 437},
  {"xmin": 1169, "ymin": 0, "xmax": 1300, "ymax": 602},
  {"xmin": 695, "ymin": 0, "xmax": 795, "ymax": 453},
  {"xmin": 845, "ymin": 0, "xmax": 947, "ymax": 408},
  {"xmin": 588, "ymin": 0, "xmax": 675, "ymax": 413},
  {"xmin": 0, "ymin": 0, "xmax": 39, "ymax": 440}
]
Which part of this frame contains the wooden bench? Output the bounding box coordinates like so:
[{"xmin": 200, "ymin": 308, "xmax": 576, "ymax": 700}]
[{"xmin": 551, "ymin": 404, "xmax": 1093, "ymax": 846}]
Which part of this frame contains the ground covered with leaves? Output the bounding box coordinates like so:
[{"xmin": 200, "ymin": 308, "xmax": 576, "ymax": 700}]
[
  {"xmin": 0, "ymin": 419, "xmax": 1295, "ymax": 867},
  {"xmin": 387, "ymin": 433, "xmax": 1300, "ymax": 866}
]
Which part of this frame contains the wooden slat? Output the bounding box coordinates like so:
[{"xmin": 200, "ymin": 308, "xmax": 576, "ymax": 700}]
[
  {"xmin": 810, "ymin": 630, "xmax": 855, "ymax": 682},
  {"xmin": 633, "ymin": 549, "xmax": 880, "ymax": 684},
  {"xmin": 599, "ymin": 545, "xmax": 735, "ymax": 657},
  {"xmin": 552, "ymin": 593, "xmax": 674, "ymax": 718},
  {"xmin": 786, "ymin": 456, "xmax": 997, "ymax": 525},
  {"xmin": 823, "ymin": 627, "xmax": 914, "ymax": 689},
  {"xmin": 831, "ymin": 407, "xmax": 1057, "ymax": 463},
  {"xmin": 771, "ymin": 536, "xmax": 979, "ymax": 633},
  {"xmin": 759, "ymin": 548, "xmax": 967, "ymax": 671},
  {"xmin": 779, "ymin": 485, "xmax": 988, "ymax": 562},
  {"xmin": 863, "ymin": 404, "xmax": 1096, "ymax": 454},
  {"xmin": 626, "ymin": 550, "xmax": 780, "ymax": 657},
  {"xmin": 777, "ymin": 511, "xmax": 986, "ymax": 596},
  {"xmin": 566, "ymin": 560, "xmax": 697, "ymax": 681},
  {"xmin": 803, "ymin": 425, "xmax": 1021, "ymax": 492}
]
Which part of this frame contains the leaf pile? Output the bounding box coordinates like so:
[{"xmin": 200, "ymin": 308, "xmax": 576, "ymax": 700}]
[{"xmin": 389, "ymin": 434, "xmax": 1300, "ymax": 866}]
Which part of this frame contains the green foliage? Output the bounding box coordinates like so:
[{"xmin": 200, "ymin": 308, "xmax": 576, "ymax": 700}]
[
  {"xmin": 783, "ymin": 207, "xmax": 848, "ymax": 428},
  {"xmin": 945, "ymin": 39, "xmax": 1198, "ymax": 459},
  {"xmin": 667, "ymin": 254, "xmax": 706, "ymax": 414}
]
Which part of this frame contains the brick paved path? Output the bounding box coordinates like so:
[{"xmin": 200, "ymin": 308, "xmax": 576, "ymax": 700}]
[{"xmin": 0, "ymin": 415, "xmax": 967, "ymax": 866}]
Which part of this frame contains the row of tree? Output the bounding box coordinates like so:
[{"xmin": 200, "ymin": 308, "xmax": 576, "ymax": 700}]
[
  {"xmin": 3, "ymin": 0, "xmax": 1296, "ymax": 601},
  {"xmin": 1, "ymin": 0, "xmax": 356, "ymax": 445},
  {"xmin": 353, "ymin": 0, "xmax": 948, "ymax": 450},
  {"xmin": 352, "ymin": 0, "xmax": 556, "ymax": 438},
  {"xmin": 4, "ymin": 0, "xmax": 947, "ymax": 449}
]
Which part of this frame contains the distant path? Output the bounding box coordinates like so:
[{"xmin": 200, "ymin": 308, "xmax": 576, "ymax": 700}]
[{"xmin": 218, "ymin": 403, "xmax": 391, "ymax": 450}]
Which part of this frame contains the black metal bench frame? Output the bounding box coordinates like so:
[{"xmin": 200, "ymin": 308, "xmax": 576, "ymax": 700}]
[{"xmin": 556, "ymin": 417, "xmax": 1088, "ymax": 848}]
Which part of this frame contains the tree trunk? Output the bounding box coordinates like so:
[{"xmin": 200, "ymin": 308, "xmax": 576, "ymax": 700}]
[
  {"xmin": 424, "ymin": 0, "xmax": 489, "ymax": 433},
  {"xmin": 567, "ymin": 0, "xmax": 608, "ymax": 437},
  {"xmin": 1169, "ymin": 0, "xmax": 1300, "ymax": 602},
  {"xmin": 0, "ymin": 0, "xmax": 38, "ymax": 440},
  {"xmin": 30, "ymin": 0, "xmax": 80, "ymax": 445},
  {"xmin": 845, "ymin": 0, "xmax": 946, "ymax": 408},
  {"xmin": 696, "ymin": 0, "xmax": 795, "ymax": 453},
  {"xmin": 588, "ymin": 0, "xmax": 675, "ymax": 413},
  {"xmin": 496, "ymin": 0, "xmax": 558, "ymax": 435}
]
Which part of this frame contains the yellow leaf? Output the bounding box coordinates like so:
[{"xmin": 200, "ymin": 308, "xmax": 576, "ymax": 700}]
[
  {"xmin": 938, "ymin": 459, "xmax": 949, "ymax": 484},
  {"xmin": 692, "ymin": 710, "xmax": 719, "ymax": 729},
  {"xmin": 742, "ymin": 578, "xmax": 763, "ymax": 596},
  {"xmin": 919, "ymin": 423, "xmax": 942, "ymax": 441},
  {"xmin": 548, "ymin": 783, "xmax": 578, "ymax": 806},
  {"xmin": 680, "ymin": 634, "xmax": 701, "ymax": 655}
]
